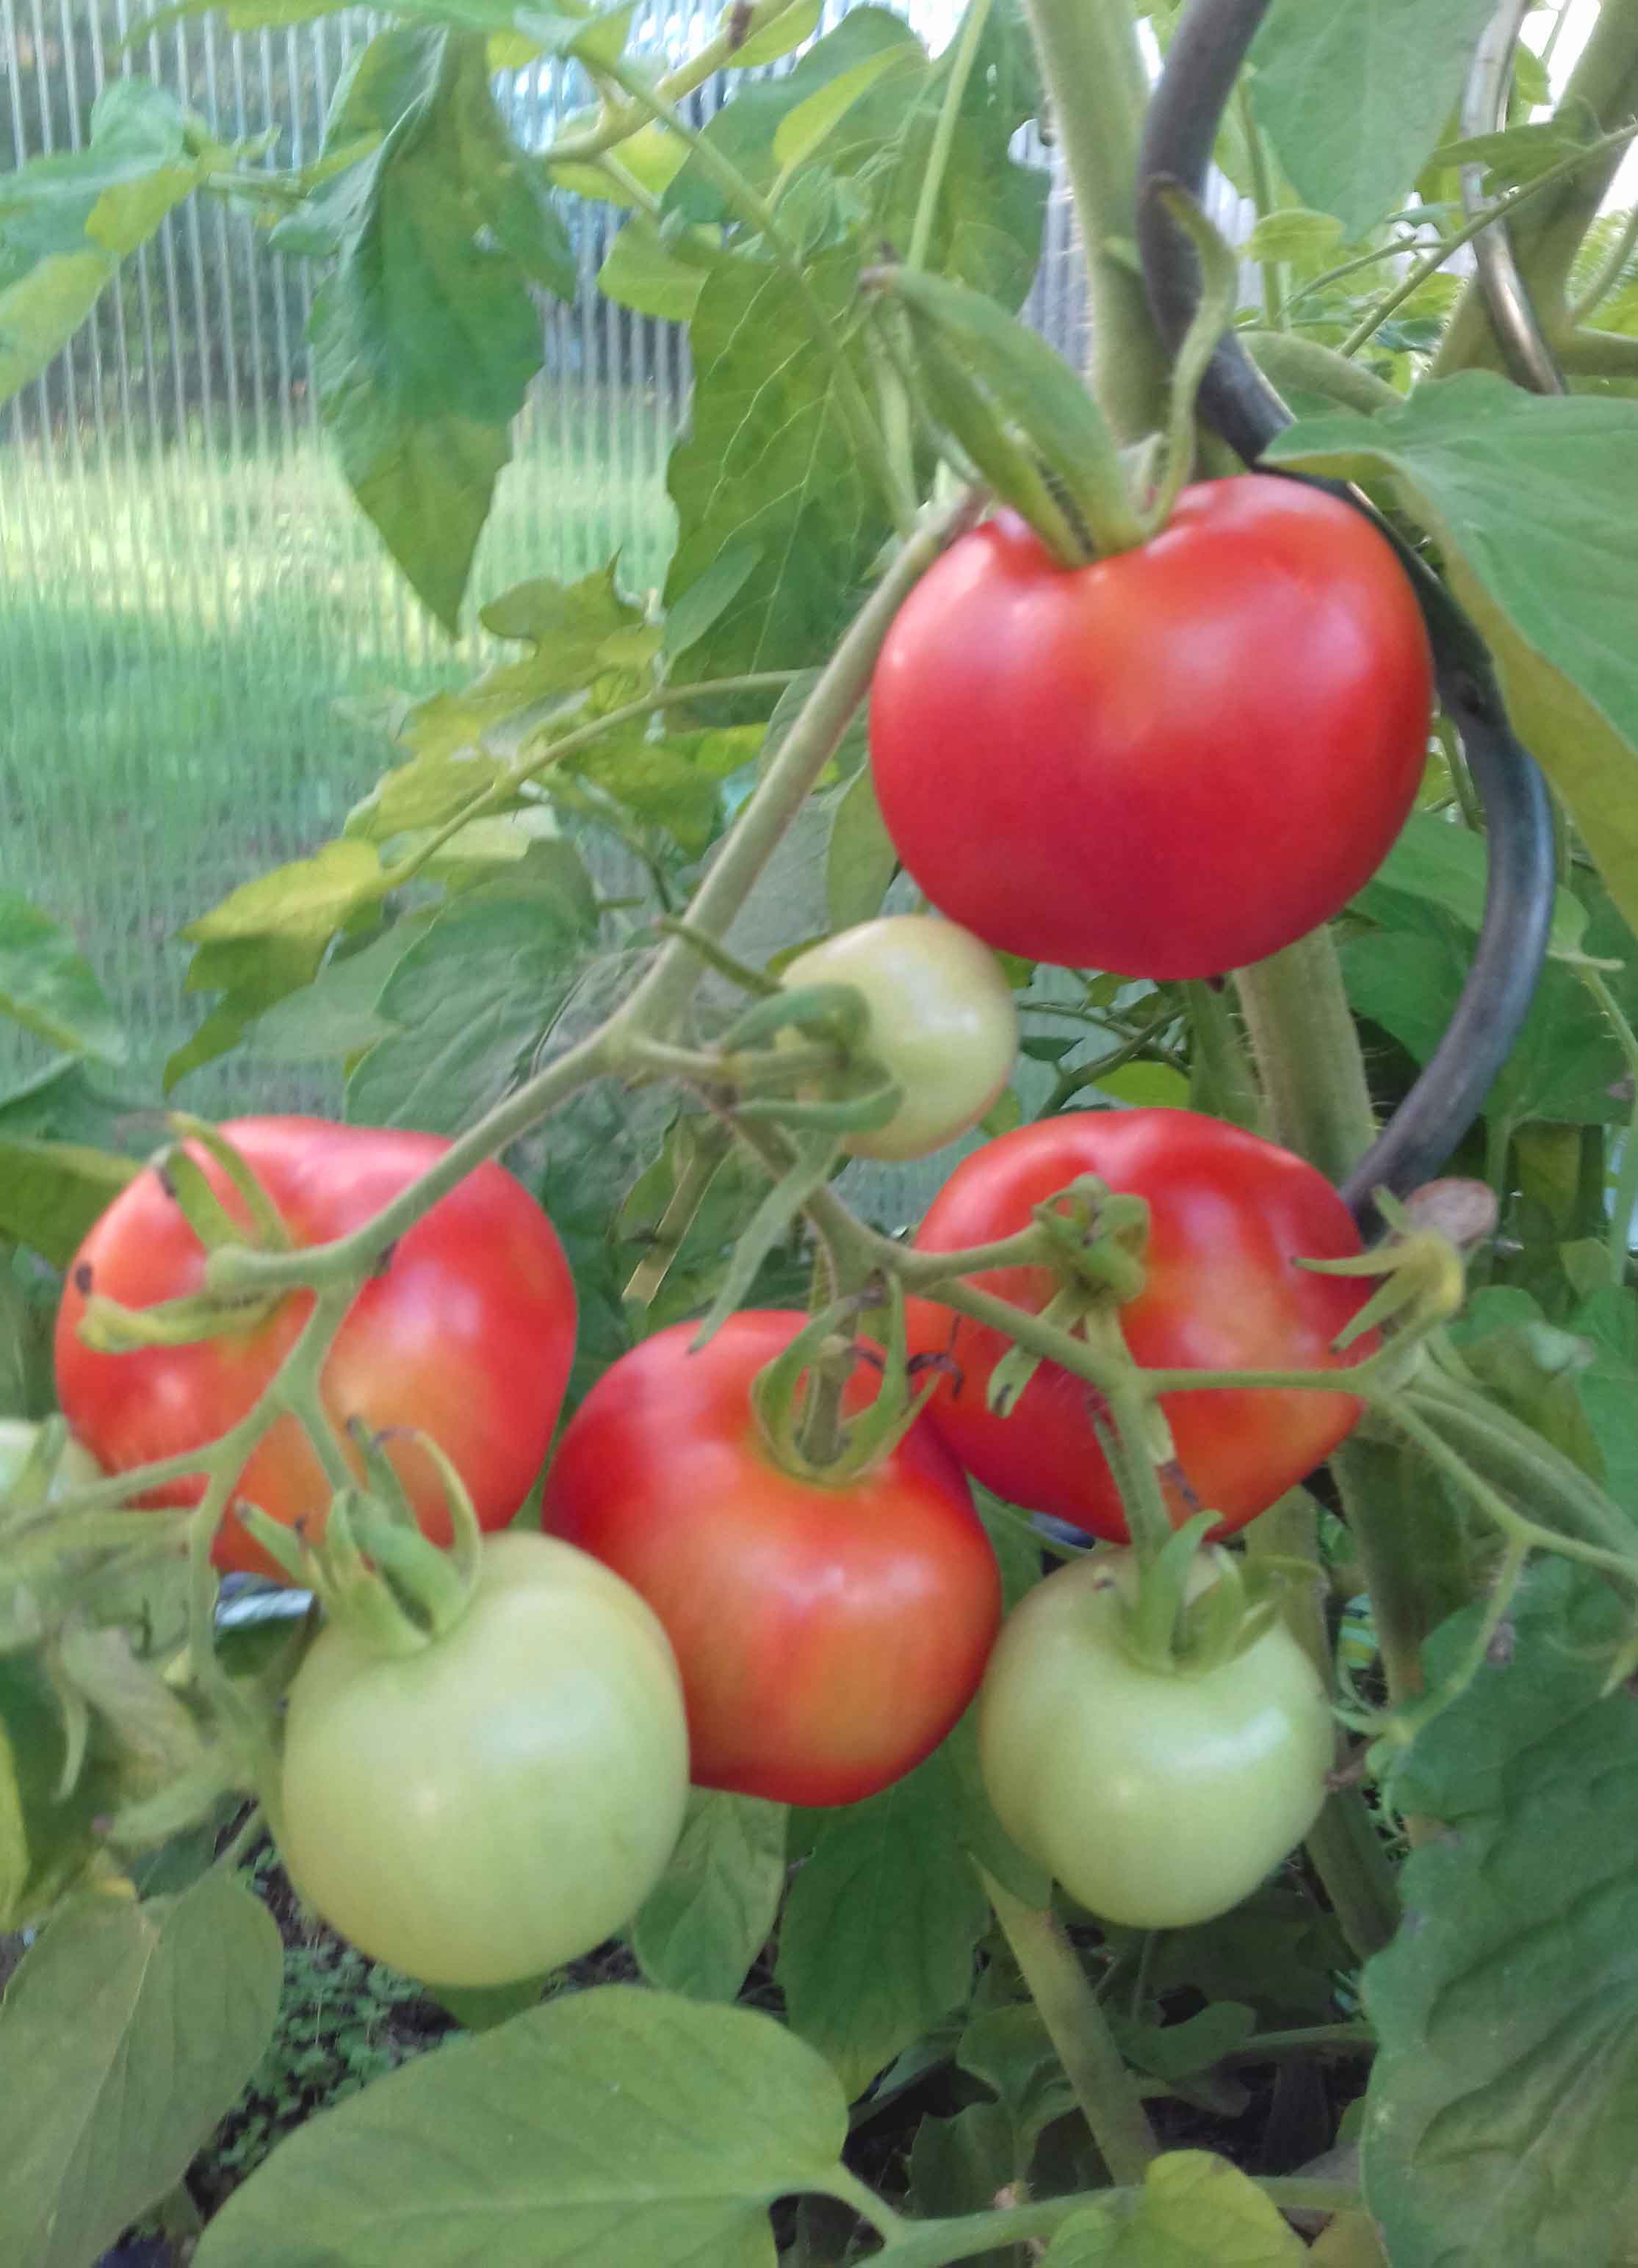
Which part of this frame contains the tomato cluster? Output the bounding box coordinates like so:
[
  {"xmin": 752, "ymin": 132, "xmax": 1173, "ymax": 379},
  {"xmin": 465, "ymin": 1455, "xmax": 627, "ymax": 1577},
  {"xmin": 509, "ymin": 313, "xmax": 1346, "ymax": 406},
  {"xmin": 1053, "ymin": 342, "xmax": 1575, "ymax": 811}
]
[{"xmin": 52, "ymin": 484, "xmax": 1408, "ymax": 1968}]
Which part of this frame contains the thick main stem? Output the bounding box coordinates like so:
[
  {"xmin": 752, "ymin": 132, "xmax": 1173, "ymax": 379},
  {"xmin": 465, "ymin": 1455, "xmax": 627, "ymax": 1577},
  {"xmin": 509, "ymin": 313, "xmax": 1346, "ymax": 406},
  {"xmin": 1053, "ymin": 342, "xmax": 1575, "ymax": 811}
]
[
  {"xmin": 981, "ymin": 1865, "xmax": 1160, "ymax": 2185},
  {"xmin": 1019, "ymin": 0, "xmax": 1170, "ymax": 443}
]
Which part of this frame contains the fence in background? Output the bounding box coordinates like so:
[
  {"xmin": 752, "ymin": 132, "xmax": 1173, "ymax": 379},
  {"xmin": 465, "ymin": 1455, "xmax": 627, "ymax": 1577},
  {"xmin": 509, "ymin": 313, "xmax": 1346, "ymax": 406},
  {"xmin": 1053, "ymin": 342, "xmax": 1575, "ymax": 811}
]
[{"xmin": 0, "ymin": 0, "xmax": 1099, "ymax": 1103}]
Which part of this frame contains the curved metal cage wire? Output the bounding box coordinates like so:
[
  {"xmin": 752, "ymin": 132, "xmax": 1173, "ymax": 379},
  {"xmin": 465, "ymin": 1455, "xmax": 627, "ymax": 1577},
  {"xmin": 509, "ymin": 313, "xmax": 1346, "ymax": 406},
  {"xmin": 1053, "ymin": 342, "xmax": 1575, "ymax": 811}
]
[{"xmin": 1136, "ymin": 0, "xmax": 1559, "ymax": 1224}]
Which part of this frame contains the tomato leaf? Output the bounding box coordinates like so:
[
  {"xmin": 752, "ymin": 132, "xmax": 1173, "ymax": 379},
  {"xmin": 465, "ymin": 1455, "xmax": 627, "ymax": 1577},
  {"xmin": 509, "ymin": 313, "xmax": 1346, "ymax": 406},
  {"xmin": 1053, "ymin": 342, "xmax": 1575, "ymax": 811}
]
[
  {"xmin": 0, "ymin": 1139, "xmax": 140, "ymax": 1267},
  {"xmin": 632, "ymin": 1790, "xmax": 789, "ymax": 2001},
  {"xmin": 1362, "ymin": 1558, "xmax": 1638, "ymax": 2267},
  {"xmin": 0, "ymin": 80, "xmax": 206, "ymax": 408},
  {"xmin": 664, "ymin": 244, "xmax": 891, "ymax": 682},
  {"xmin": 0, "ymin": 1876, "xmax": 282, "ymax": 2268},
  {"xmin": 1341, "ymin": 907, "xmax": 1627, "ymax": 1133},
  {"xmin": 1266, "ymin": 378, "xmax": 1638, "ymax": 939},
  {"xmin": 296, "ymin": 28, "xmax": 556, "ymax": 631},
  {"xmin": 1042, "ymin": 2149, "xmax": 1306, "ymax": 2264},
  {"xmin": 1355, "ymin": 810, "xmax": 1587, "ymax": 957},
  {"xmin": 1248, "ymin": 0, "xmax": 1497, "ymax": 238},
  {"xmin": 192, "ymin": 1984, "xmax": 851, "ymax": 2268},
  {"xmin": 0, "ymin": 892, "xmax": 126, "ymax": 1062},
  {"xmin": 344, "ymin": 881, "xmax": 594, "ymax": 1134},
  {"xmin": 824, "ymin": 766, "xmax": 898, "ymax": 932},
  {"xmin": 778, "ymin": 1744, "xmax": 990, "ymax": 2099}
]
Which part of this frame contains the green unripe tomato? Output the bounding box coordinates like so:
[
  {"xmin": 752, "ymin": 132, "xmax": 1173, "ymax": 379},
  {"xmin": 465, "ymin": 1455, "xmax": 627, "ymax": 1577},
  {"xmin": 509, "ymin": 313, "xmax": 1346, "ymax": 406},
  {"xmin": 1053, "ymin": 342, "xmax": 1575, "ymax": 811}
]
[
  {"xmin": 278, "ymin": 1533, "xmax": 691, "ymax": 1988},
  {"xmin": 978, "ymin": 1552, "xmax": 1334, "ymax": 1929},
  {"xmin": 779, "ymin": 914, "xmax": 1017, "ymax": 1162}
]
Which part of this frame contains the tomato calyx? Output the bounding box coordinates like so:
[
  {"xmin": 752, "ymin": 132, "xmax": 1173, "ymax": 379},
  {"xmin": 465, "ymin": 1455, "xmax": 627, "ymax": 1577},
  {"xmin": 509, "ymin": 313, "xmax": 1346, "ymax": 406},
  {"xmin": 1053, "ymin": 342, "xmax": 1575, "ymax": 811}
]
[
  {"xmin": 749, "ymin": 1282, "xmax": 935, "ymax": 1488},
  {"xmin": 1299, "ymin": 1187, "xmax": 1474, "ymax": 1384},
  {"xmin": 1101, "ymin": 1528, "xmax": 1302, "ymax": 1682},
  {"xmin": 73, "ymin": 1116, "xmax": 295, "ymax": 1357},
  {"xmin": 239, "ymin": 1422, "xmax": 483, "ymax": 1659},
  {"xmin": 984, "ymin": 1177, "xmax": 1150, "ymax": 1400}
]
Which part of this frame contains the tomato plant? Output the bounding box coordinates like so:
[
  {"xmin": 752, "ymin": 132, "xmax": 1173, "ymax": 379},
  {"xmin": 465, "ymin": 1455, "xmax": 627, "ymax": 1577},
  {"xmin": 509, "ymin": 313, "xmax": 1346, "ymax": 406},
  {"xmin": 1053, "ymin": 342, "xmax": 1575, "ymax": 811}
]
[
  {"xmin": 904, "ymin": 1109, "xmax": 1374, "ymax": 1538},
  {"xmin": 0, "ymin": 1419, "xmax": 101, "ymax": 1509},
  {"xmin": 278, "ymin": 1533, "xmax": 690, "ymax": 1987},
  {"xmin": 54, "ymin": 1118, "xmax": 577, "ymax": 1580},
  {"xmin": 779, "ymin": 914, "xmax": 1017, "ymax": 1159},
  {"xmin": 541, "ymin": 1310, "xmax": 1002, "ymax": 1805},
  {"xmin": 978, "ymin": 1551, "xmax": 1334, "ymax": 1928},
  {"xmin": 868, "ymin": 482, "xmax": 1433, "ymax": 979}
]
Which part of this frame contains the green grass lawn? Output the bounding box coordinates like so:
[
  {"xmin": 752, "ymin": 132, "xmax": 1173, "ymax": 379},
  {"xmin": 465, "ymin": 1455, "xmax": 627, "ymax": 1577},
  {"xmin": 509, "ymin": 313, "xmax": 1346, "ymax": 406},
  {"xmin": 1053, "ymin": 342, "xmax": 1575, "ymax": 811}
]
[{"xmin": 0, "ymin": 388, "xmax": 677, "ymax": 1108}]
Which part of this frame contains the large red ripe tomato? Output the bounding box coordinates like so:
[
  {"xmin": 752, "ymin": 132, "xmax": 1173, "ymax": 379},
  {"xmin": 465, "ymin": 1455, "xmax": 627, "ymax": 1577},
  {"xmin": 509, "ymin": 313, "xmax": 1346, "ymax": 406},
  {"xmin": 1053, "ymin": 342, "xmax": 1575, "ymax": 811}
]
[
  {"xmin": 55, "ymin": 1117, "xmax": 577, "ymax": 1580},
  {"xmin": 868, "ymin": 478, "xmax": 1433, "ymax": 979},
  {"xmin": 903, "ymin": 1110, "xmax": 1373, "ymax": 1540},
  {"xmin": 541, "ymin": 1311, "xmax": 1002, "ymax": 1806}
]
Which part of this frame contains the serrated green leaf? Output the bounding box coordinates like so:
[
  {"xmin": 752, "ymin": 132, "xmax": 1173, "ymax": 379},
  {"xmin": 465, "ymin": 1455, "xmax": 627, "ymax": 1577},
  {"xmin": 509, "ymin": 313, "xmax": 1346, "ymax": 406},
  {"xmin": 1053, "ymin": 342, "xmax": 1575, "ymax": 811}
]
[
  {"xmin": 598, "ymin": 212, "xmax": 715, "ymax": 321},
  {"xmin": 772, "ymin": 44, "xmax": 917, "ymax": 176},
  {"xmin": 777, "ymin": 1743, "xmax": 989, "ymax": 2098},
  {"xmin": 0, "ymin": 893, "xmax": 126, "ymax": 1062},
  {"xmin": 1042, "ymin": 2150, "xmax": 1305, "ymax": 2264},
  {"xmin": 0, "ymin": 81, "xmax": 204, "ymax": 406},
  {"xmin": 665, "ymin": 246, "xmax": 890, "ymax": 679},
  {"xmin": 1267, "ymin": 378, "xmax": 1638, "ymax": 935},
  {"xmin": 195, "ymin": 1984, "xmax": 849, "ymax": 2267},
  {"xmin": 0, "ymin": 1875, "xmax": 282, "ymax": 2268},
  {"xmin": 344, "ymin": 883, "xmax": 591, "ymax": 1133},
  {"xmin": 306, "ymin": 28, "xmax": 549, "ymax": 629},
  {"xmin": 0, "ymin": 1140, "xmax": 138, "ymax": 1267},
  {"xmin": 1341, "ymin": 904, "xmax": 1625, "ymax": 1131},
  {"xmin": 182, "ymin": 839, "xmax": 386, "ymax": 946},
  {"xmin": 1249, "ymin": 0, "xmax": 1498, "ymax": 237},
  {"xmin": 1363, "ymin": 1559, "xmax": 1638, "ymax": 2268},
  {"xmin": 632, "ymin": 1790, "xmax": 788, "ymax": 2001},
  {"xmin": 1243, "ymin": 207, "xmax": 1344, "ymax": 264},
  {"xmin": 825, "ymin": 761, "xmax": 898, "ymax": 932}
]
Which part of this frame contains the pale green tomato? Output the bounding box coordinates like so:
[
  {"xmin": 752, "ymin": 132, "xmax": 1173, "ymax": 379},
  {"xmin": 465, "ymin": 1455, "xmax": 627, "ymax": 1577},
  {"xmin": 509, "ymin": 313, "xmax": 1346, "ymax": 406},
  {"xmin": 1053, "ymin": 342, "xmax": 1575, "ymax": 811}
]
[
  {"xmin": 278, "ymin": 1533, "xmax": 690, "ymax": 1988},
  {"xmin": 0, "ymin": 1419, "xmax": 104, "ymax": 1510},
  {"xmin": 978, "ymin": 1551, "xmax": 1334, "ymax": 1929},
  {"xmin": 779, "ymin": 915, "xmax": 1017, "ymax": 1161}
]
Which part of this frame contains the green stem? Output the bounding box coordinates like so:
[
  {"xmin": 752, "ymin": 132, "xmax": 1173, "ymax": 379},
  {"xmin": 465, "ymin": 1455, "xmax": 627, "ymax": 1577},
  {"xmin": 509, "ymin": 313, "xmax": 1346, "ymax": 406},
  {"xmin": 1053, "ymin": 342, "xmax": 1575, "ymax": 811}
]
[
  {"xmin": 1332, "ymin": 1437, "xmax": 1448, "ymax": 1704},
  {"xmin": 1233, "ymin": 932, "xmax": 1376, "ymax": 1187},
  {"xmin": 1228, "ymin": 2022, "xmax": 1377, "ymax": 2060},
  {"xmin": 1578, "ymin": 965, "xmax": 1638, "ymax": 1282},
  {"xmin": 861, "ymin": 2183, "xmax": 1360, "ymax": 2268},
  {"xmin": 375, "ymin": 675, "xmax": 799, "ymax": 894},
  {"xmin": 1241, "ymin": 330, "xmax": 1404, "ymax": 416},
  {"xmin": 543, "ymin": 0, "xmax": 814, "ymax": 165},
  {"xmin": 596, "ymin": 54, "xmax": 916, "ymax": 533},
  {"xmin": 1340, "ymin": 124, "xmax": 1638, "ymax": 359},
  {"xmin": 1185, "ymin": 979, "xmax": 1266, "ymax": 1133},
  {"xmin": 1434, "ymin": 3, "xmax": 1638, "ymax": 377},
  {"xmin": 1018, "ymin": 0, "xmax": 1169, "ymax": 442},
  {"xmin": 611, "ymin": 490, "xmax": 984, "ymax": 1045},
  {"xmin": 1568, "ymin": 196, "xmax": 1638, "ymax": 322},
  {"xmin": 1237, "ymin": 83, "xmax": 1287, "ymax": 330},
  {"xmin": 1393, "ymin": 1376, "xmax": 1638, "ymax": 1570},
  {"xmin": 907, "ymin": 0, "xmax": 994, "ymax": 273},
  {"xmin": 208, "ymin": 1030, "xmax": 612, "ymax": 1298},
  {"xmin": 981, "ymin": 1865, "xmax": 1160, "ymax": 2185},
  {"xmin": 1245, "ymin": 1491, "xmax": 1401, "ymax": 1959}
]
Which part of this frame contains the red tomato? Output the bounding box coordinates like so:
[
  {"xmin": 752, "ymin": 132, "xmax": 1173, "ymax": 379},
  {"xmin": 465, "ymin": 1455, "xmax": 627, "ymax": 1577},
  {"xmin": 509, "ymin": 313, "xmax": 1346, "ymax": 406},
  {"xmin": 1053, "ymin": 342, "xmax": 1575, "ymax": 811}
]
[
  {"xmin": 868, "ymin": 478, "xmax": 1433, "ymax": 979},
  {"xmin": 55, "ymin": 1117, "xmax": 577, "ymax": 1580},
  {"xmin": 903, "ymin": 1110, "xmax": 1373, "ymax": 1539},
  {"xmin": 541, "ymin": 1311, "xmax": 1002, "ymax": 1806}
]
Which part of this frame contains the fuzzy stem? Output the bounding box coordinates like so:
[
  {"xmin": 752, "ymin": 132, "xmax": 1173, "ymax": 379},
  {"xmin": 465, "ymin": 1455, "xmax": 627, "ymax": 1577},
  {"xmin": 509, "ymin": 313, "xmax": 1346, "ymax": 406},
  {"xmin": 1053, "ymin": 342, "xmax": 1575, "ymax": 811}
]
[
  {"xmin": 1019, "ymin": 0, "xmax": 1170, "ymax": 442},
  {"xmin": 981, "ymin": 1865, "xmax": 1160, "ymax": 2185}
]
